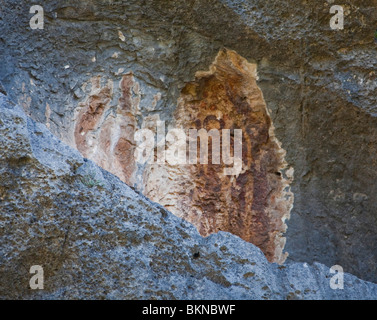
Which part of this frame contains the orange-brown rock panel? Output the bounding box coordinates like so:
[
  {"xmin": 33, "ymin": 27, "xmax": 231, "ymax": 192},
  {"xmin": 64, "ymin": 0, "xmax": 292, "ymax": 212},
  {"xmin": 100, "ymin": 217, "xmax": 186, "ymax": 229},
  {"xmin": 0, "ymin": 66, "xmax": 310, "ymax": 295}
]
[
  {"xmin": 143, "ymin": 49, "xmax": 294, "ymax": 264},
  {"xmin": 74, "ymin": 73, "xmax": 139, "ymax": 185}
]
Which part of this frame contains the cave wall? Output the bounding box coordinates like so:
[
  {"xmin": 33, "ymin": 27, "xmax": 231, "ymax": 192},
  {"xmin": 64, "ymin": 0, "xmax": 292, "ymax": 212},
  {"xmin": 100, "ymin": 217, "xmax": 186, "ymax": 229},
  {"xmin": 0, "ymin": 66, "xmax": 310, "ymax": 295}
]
[
  {"xmin": 142, "ymin": 49, "xmax": 293, "ymax": 264},
  {"xmin": 1, "ymin": 0, "xmax": 377, "ymax": 281}
]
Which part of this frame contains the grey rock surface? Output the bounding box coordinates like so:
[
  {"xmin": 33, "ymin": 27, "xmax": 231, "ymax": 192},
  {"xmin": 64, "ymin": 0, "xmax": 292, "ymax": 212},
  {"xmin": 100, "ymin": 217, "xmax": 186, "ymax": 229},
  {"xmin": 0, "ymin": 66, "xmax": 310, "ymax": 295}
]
[
  {"xmin": 1, "ymin": 93, "xmax": 377, "ymax": 300},
  {"xmin": 1, "ymin": 0, "xmax": 377, "ymax": 282}
]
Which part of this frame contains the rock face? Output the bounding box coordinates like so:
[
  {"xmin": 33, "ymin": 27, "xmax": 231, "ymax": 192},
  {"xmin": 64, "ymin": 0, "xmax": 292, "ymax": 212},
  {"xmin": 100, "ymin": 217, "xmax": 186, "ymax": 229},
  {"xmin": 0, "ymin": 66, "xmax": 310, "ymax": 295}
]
[
  {"xmin": 74, "ymin": 73, "xmax": 139, "ymax": 185},
  {"xmin": 2, "ymin": 94, "xmax": 377, "ymax": 300},
  {"xmin": 1, "ymin": 0, "xmax": 377, "ymax": 283},
  {"xmin": 72, "ymin": 48, "xmax": 294, "ymax": 265},
  {"xmin": 143, "ymin": 49, "xmax": 293, "ymax": 264}
]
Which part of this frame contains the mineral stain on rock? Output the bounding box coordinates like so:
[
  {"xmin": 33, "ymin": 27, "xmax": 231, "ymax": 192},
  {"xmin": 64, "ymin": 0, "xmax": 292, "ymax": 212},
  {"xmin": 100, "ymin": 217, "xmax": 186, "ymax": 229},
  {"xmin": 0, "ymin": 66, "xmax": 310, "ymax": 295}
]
[
  {"xmin": 74, "ymin": 73, "xmax": 139, "ymax": 185},
  {"xmin": 1, "ymin": 93, "xmax": 376, "ymax": 299},
  {"xmin": 144, "ymin": 49, "xmax": 294, "ymax": 264},
  {"xmin": 73, "ymin": 48, "xmax": 293, "ymax": 264}
]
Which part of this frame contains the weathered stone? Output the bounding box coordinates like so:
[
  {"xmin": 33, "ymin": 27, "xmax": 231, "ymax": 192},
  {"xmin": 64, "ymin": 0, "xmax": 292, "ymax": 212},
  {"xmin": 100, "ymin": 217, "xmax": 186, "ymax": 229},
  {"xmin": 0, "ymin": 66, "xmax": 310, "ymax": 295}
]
[
  {"xmin": 0, "ymin": 82, "xmax": 6, "ymax": 96},
  {"xmin": 69, "ymin": 48, "xmax": 295, "ymax": 265},
  {"xmin": 1, "ymin": 94, "xmax": 377, "ymax": 300},
  {"xmin": 2, "ymin": 0, "xmax": 377, "ymax": 283},
  {"xmin": 74, "ymin": 74, "xmax": 139, "ymax": 185},
  {"xmin": 144, "ymin": 49, "xmax": 293, "ymax": 264}
]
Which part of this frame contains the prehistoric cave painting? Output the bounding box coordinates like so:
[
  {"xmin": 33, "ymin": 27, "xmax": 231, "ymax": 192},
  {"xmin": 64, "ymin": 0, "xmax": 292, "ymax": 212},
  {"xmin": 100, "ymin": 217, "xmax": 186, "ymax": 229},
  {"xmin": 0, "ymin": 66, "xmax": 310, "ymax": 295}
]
[
  {"xmin": 73, "ymin": 49, "xmax": 293, "ymax": 264},
  {"xmin": 74, "ymin": 73, "xmax": 139, "ymax": 185},
  {"xmin": 143, "ymin": 49, "xmax": 294, "ymax": 264}
]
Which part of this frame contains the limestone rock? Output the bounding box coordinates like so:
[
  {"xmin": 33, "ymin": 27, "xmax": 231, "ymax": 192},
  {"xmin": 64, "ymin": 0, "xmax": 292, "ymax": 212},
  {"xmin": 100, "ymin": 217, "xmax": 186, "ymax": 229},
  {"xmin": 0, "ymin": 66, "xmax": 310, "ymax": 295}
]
[
  {"xmin": 2, "ymin": 0, "xmax": 377, "ymax": 283},
  {"xmin": 144, "ymin": 49, "xmax": 293, "ymax": 264},
  {"xmin": 1, "ymin": 94, "xmax": 377, "ymax": 300}
]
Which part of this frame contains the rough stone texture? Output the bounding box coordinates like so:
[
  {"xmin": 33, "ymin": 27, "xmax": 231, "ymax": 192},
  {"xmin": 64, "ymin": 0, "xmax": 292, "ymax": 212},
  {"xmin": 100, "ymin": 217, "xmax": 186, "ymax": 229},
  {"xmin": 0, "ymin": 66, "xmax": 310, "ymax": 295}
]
[
  {"xmin": 74, "ymin": 73, "xmax": 139, "ymax": 185},
  {"xmin": 144, "ymin": 49, "xmax": 294, "ymax": 264},
  {"xmin": 1, "ymin": 0, "xmax": 377, "ymax": 282},
  {"xmin": 2, "ymin": 94, "xmax": 377, "ymax": 300}
]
